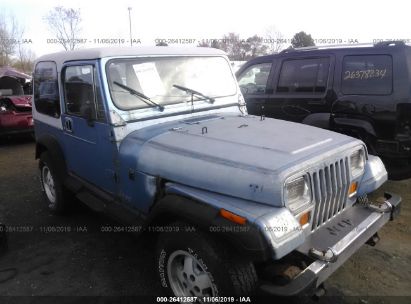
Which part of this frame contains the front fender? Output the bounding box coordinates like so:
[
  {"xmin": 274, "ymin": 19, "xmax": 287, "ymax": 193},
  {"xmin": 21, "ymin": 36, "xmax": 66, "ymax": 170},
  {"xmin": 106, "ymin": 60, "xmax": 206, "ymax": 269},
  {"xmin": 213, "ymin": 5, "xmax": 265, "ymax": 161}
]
[
  {"xmin": 357, "ymin": 155, "xmax": 388, "ymax": 196},
  {"xmin": 153, "ymin": 183, "xmax": 305, "ymax": 260}
]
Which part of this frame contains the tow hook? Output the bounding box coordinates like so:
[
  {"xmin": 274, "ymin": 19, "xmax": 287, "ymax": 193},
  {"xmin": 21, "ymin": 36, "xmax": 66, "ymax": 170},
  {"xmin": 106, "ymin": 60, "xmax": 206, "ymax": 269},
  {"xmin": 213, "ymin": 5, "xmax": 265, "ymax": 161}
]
[
  {"xmin": 361, "ymin": 192, "xmax": 401, "ymax": 221},
  {"xmin": 309, "ymin": 248, "xmax": 338, "ymax": 263},
  {"xmin": 367, "ymin": 200, "xmax": 392, "ymax": 213},
  {"xmin": 366, "ymin": 233, "xmax": 380, "ymax": 247}
]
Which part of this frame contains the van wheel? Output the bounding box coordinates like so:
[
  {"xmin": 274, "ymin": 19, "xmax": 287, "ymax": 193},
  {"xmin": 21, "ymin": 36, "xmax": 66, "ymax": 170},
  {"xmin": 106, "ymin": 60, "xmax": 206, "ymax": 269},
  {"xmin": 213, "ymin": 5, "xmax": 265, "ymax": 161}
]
[
  {"xmin": 156, "ymin": 222, "xmax": 258, "ymax": 297},
  {"xmin": 39, "ymin": 152, "xmax": 69, "ymax": 215}
]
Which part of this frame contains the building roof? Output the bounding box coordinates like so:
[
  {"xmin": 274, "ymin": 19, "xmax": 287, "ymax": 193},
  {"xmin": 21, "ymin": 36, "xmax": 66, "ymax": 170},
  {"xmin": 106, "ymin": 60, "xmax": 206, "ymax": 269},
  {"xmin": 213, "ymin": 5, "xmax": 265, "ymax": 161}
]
[{"xmin": 35, "ymin": 46, "xmax": 227, "ymax": 68}]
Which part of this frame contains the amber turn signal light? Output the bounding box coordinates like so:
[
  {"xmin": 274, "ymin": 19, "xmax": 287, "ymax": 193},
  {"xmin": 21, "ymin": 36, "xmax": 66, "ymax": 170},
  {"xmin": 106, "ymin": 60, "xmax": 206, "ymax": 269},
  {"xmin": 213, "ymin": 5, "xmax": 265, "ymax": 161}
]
[
  {"xmin": 219, "ymin": 209, "xmax": 247, "ymax": 225},
  {"xmin": 299, "ymin": 211, "xmax": 310, "ymax": 226},
  {"xmin": 348, "ymin": 182, "xmax": 358, "ymax": 197}
]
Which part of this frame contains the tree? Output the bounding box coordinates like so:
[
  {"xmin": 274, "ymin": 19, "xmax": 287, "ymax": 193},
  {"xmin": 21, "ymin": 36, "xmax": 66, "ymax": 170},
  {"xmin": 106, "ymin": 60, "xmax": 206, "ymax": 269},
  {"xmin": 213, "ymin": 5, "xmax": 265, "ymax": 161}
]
[
  {"xmin": 0, "ymin": 14, "xmax": 19, "ymax": 66},
  {"xmin": 217, "ymin": 33, "xmax": 243, "ymax": 60},
  {"xmin": 199, "ymin": 33, "xmax": 269, "ymax": 60},
  {"xmin": 197, "ymin": 39, "xmax": 223, "ymax": 50},
  {"xmin": 291, "ymin": 31, "xmax": 315, "ymax": 48},
  {"xmin": 44, "ymin": 6, "xmax": 82, "ymax": 51},
  {"xmin": 245, "ymin": 35, "xmax": 268, "ymax": 59},
  {"xmin": 13, "ymin": 45, "xmax": 36, "ymax": 73},
  {"xmin": 0, "ymin": 13, "xmax": 35, "ymax": 72},
  {"xmin": 264, "ymin": 25, "xmax": 285, "ymax": 53}
]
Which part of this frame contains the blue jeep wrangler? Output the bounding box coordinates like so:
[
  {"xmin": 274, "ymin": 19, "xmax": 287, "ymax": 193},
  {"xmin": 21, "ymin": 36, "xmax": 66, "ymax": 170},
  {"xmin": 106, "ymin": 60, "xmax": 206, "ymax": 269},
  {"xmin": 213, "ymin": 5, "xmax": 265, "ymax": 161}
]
[{"xmin": 33, "ymin": 47, "xmax": 401, "ymax": 298}]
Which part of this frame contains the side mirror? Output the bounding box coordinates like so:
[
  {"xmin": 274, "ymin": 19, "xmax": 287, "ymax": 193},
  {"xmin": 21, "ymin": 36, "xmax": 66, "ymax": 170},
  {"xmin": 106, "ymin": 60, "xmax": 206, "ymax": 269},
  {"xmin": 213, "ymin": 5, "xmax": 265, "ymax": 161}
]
[{"xmin": 81, "ymin": 102, "xmax": 95, "ymax": 126}]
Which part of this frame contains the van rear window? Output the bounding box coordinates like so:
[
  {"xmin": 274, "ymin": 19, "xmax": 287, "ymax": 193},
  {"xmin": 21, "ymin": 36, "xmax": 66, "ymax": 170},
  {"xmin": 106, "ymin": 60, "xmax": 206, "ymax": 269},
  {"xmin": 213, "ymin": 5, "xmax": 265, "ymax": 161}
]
[{"xmin": 341, "ymin": 55, "xmax": 393, "ymax": 95}]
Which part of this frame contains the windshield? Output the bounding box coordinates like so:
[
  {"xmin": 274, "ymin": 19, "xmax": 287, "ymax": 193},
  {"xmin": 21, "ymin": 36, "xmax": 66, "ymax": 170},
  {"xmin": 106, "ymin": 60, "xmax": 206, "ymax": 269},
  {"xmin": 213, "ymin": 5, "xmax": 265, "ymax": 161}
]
[{"xmin": 106, "ymin": 56, "xmax": 237, "ymax": 110}]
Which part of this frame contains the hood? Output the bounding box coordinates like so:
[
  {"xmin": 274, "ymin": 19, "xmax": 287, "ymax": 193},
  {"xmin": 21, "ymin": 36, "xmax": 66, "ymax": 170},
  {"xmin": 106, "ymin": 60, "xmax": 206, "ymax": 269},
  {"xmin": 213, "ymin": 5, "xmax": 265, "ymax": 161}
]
[
  {"xmin": 0, "ymin": 67, "xmax": 31, "ymax": 80},
  {"xmin": 7, "ymin": 95, "xmax": 32, "ymax": 107},
  {"xmin": 121, "ymin": 113, "xmax": 361, "ymax": 206}
]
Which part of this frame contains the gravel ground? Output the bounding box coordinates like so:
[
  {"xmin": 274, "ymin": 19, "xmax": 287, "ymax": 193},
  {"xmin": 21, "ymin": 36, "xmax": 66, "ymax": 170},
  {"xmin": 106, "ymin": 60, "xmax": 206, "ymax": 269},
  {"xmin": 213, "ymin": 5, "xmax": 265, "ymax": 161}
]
[{"xmin": 0, "ymin": 137, "xmax": 410, "ymax": 304}]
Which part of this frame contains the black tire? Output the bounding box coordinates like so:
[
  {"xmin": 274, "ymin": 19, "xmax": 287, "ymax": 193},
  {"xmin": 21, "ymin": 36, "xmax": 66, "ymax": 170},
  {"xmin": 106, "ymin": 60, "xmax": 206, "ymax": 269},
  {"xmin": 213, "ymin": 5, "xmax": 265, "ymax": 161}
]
[
  {"xmin": 39, "ymin": 151, "xmax": 69, "ymax": 215},
  {"xmin": 156, "ymin": 222, "xmax": 258, "ymax": 298}
]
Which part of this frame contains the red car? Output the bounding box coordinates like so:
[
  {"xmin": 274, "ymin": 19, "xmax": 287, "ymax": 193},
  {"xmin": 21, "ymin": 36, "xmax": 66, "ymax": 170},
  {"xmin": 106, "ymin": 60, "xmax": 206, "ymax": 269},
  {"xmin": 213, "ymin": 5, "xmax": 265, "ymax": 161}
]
[{"xmin": 0, "ymin": 67, "xmax": 33, "ymax": 137}]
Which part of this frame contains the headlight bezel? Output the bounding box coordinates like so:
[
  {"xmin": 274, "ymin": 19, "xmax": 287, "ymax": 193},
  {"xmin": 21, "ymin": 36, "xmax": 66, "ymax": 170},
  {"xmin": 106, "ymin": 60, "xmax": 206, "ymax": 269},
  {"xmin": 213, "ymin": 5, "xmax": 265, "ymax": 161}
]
[
  {"xmin": 350, "ymin": 148, "xmax": 366, "ymax": 178},
  {"xmin": 283, "ymin": 174, "xmax": 312, "ymax": 215}
]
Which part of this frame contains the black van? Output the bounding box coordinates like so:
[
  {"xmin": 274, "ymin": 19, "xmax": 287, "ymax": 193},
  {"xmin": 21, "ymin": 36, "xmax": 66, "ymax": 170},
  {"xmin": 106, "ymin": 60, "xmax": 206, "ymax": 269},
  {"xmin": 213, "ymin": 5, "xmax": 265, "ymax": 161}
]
[{"xmin": 237, "ymin": 41, "xmax": 411, "ymax": 180}]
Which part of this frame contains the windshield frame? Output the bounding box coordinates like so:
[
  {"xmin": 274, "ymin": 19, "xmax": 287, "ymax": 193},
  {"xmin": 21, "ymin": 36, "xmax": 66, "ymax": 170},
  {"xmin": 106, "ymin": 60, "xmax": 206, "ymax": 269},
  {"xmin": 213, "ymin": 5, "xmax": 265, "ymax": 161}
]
[{"xmin": 105, "ymin": 55, "xmax": 238, "ymax": 112}]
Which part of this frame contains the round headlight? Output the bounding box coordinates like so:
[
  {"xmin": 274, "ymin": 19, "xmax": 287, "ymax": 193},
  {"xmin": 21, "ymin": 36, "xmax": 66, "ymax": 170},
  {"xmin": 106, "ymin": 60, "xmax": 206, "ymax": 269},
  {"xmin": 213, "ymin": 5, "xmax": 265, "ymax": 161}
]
[
  {"xmin": 350, "ymin": 149, "xmax": 365, "ymax": 178},
  {"xmin": 285, "ymin": 175, "xmax": 311, "ymax": 214}
]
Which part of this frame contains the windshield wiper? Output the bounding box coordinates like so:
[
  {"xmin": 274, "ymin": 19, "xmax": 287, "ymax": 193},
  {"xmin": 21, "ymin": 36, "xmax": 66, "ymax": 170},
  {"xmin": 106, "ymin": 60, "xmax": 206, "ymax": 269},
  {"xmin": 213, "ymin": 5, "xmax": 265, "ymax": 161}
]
[
  {"xmin": 172, "ymin": 84, "xmax": 215, "ymax": 104},
  {"xmin": 113, "ymin": 81, "xmax": 164, "ymax": 112}
]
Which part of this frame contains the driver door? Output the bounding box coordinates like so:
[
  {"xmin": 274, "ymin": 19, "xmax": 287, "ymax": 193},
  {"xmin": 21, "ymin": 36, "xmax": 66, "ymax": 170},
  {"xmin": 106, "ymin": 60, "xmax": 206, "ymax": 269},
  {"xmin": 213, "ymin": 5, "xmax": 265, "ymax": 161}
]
[{"xmin": 61, "ymin": 62, "xmax": 117, "ymax": 194}]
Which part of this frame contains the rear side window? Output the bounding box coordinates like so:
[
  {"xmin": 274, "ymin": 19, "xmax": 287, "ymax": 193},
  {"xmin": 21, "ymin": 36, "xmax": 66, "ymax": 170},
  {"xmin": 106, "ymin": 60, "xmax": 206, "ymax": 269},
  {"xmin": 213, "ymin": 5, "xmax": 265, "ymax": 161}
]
[
  {"xmin": 33, "ymin": 61, "xmax": 60, "ymax": 118},
  {"xmin": 277, "ymin": 58, "xmax": 330, "ymax": 93},
  {"xmin": 238, "ymin": 63, "xmax": 272, "ymax": 94},
  {"xmin": 341, "ymin": 55, "xmax": 393, "ymax": 95}
]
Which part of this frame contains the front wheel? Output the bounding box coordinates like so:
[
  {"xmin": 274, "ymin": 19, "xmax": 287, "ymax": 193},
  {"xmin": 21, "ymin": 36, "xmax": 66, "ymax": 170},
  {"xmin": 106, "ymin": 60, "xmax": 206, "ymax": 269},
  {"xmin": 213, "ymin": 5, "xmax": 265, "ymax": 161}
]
[{"xmin": 156, "ymin": 222, "xmax": 258, "ymax": 297}]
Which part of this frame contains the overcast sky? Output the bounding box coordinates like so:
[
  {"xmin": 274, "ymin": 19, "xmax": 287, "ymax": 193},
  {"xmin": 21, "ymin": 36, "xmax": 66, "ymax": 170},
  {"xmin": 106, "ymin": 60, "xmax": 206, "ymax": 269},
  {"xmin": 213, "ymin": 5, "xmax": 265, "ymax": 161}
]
[{"xmin": 1, "ymin": 0, "xmax": 409, "ymax": 57}]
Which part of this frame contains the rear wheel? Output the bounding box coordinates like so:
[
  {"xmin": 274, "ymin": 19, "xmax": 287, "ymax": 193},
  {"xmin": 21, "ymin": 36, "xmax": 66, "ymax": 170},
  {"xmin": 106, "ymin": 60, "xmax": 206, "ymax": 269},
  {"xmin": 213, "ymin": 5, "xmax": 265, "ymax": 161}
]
[
  {"xmin": 156, "ymin": 222, "xmax": 258, "ymax": 297},
  {"xmin": 39, "ymin": 152, "xmax": 69, "ymax": 214}
]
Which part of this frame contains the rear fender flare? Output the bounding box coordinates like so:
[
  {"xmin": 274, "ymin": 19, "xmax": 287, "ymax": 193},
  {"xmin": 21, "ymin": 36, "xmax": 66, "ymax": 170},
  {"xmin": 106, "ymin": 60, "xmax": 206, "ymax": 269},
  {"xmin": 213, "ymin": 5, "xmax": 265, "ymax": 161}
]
[{"xmin": 35, "ymin": 135, "xmax": 67, "ymax": 179}]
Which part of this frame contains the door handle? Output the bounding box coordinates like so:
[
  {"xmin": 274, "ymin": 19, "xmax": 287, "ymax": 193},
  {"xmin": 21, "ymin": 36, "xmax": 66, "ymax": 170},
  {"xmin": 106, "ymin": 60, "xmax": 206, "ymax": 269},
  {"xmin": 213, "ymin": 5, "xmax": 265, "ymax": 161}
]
[{"xmin": 65, "ymin": 118, "xmax": 73, "ymax": 133}]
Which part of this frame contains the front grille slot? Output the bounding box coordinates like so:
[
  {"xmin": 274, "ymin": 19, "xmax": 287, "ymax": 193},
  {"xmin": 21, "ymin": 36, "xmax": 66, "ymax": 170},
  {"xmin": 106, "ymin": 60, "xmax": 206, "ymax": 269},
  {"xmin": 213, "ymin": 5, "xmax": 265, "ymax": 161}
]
[{"xmin": 311, "ymin": 157, "xmax": 350, "ymax": 230}]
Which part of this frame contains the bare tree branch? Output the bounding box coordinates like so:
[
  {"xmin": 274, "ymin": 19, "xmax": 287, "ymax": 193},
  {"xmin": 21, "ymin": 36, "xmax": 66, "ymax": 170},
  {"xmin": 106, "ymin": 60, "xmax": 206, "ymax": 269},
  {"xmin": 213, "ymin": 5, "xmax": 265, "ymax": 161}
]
[
  {"xmin": 13, "ymin": 45, "xmax": 36, "ymax": 74},
  {"xmin": 0, "ymin": 13, "xmax": 19, "ymax": 66},
  {"xmin": 43, "ymin": 6, "xmax": 82, "ymax": 51},
  {"xmin": 264, "ymin": 25, "xmax": 285, "ymax": 53}
]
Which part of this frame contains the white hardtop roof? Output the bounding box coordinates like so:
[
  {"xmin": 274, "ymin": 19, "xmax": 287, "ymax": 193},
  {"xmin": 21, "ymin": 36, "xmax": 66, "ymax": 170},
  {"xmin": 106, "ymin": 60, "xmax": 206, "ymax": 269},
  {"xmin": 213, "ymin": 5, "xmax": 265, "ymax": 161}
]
[{"xmin": 36, "ymin": 46, "xmax": 227, "ymax": 69}]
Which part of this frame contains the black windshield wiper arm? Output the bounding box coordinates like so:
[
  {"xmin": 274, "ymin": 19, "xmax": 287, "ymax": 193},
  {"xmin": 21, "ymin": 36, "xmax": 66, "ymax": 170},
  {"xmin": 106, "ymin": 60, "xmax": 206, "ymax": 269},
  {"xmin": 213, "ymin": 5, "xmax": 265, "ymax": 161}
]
[
  {"xmin": 173, "ymin": 84, "xmax": 215, "ymax": 104},
  {"xmin": 114, "ymin": 81, "xmax": 164, "ymax": 112}
]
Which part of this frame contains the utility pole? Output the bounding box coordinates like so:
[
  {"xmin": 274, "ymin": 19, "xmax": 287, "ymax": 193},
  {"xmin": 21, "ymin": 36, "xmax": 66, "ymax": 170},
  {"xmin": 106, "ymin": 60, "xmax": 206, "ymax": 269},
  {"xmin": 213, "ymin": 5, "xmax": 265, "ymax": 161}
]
[{"xmin": 128, "ymin": 7, "xmax": 132, "ymax": 46}]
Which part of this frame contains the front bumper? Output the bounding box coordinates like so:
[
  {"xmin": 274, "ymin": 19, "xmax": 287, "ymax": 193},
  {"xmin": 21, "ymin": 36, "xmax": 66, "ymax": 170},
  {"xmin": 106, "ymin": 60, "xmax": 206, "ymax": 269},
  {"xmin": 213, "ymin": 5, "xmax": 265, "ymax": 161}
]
[{"xmin": 259, "ymin": 192, "xmax": 401, "ymax": 296}]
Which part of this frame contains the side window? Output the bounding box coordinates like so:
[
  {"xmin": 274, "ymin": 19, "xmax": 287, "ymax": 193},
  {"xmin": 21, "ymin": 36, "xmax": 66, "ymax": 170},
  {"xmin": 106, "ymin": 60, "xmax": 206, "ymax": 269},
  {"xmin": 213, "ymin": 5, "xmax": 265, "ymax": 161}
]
[
  {"xmin": 341, "ymin": 55, "xmax": 393, "ymax": 95},
  {"xmin": 277, "ymin": 58, "xmax": 330, "ymax": 93},
  {"xmin": 238, "ymin": 63, "xmax": 272, "ymax": 94},
  {"xmin": 63, "ymin": 65, "xmax": 97, "ymax": 119},
  {"xmin": 33, "ymin": 61, "xmax": 60, "ymax": 118}
]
